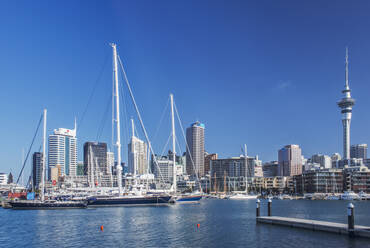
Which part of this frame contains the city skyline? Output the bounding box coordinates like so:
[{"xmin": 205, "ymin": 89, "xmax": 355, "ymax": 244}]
[{"xmin": 1, "ymin": 1, "xmax": 370, "ymax": 175}]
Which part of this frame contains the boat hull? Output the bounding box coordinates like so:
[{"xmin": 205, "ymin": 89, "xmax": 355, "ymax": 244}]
[
  {"xmin": 87, "ymin": 195, "xmax": 172, "ymax": 207},
  {"xmin": 176, "ymin": 195, "xmax": 202, "ymax": 203},
  {"xmin": 10, "ymin": 201, "xmax": 87, "ymax": 210}
]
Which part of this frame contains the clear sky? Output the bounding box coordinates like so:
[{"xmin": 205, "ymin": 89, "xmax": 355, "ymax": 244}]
[{"xmin": 1, "ymin": 0, "xmax": 370, "ymax": 180}]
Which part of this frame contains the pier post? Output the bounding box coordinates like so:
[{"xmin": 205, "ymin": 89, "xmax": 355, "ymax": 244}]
[
  {"xmin": 256, "ymin": 199, "xmax": 260, "ymax": 217},
  {"xmin": 347, "ymin": 203, "xmax": 355, "ymax": 237},
  {"xmin": 268, "ymin": 198, "xmax": 272, "ymax": 216}
]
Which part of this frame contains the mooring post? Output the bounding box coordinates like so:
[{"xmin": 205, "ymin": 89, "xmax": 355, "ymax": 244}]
[
  {"xmin": 256, "ymin": 199, "xmax": 260, "ymax": 217},
  {"xmin": 268, "ymin": 198, "xmax": 272, "ymax": 216},
  {"xmin": 347, "ymin": 203, "xmax": 355, "ymax": 237}
]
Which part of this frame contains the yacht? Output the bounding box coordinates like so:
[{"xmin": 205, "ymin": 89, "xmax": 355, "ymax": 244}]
[{"xmin": 340, "ymin": 191, "xmax": 360, "ymax": 201}]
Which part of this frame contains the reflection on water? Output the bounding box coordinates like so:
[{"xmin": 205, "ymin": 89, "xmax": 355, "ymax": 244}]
[{"xmin": 1, "ymin": 199, "xmax": 370, "ymax": 247}]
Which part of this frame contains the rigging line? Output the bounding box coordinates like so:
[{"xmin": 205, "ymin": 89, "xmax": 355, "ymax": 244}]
[
  {"xmin": 152, "ymin": 96, "xmax": 170, "ymax": 145},
  {"xmin": 160, "ymin": 132, "xmax": 172, "ymax": 158},
  {"xmin": 79, "ymin": 52, "xmax": 110, "ymax": 129},
  {"xmin": 96, "ymin": 93, "xmax": 112, "ymax": 141},
  {"xmin": 173, "ymin": 101, "xmax": 202, "ymax": 191},
  {"xmin": 117, "ymin": 55, "xmax": 168, "ymax": 187},
  {"xmin": 16, "ymin": 114, "xmax": 43, "ymax": 184},
  {"xmin": 119, "ymin": 73, "xmax": 130, "ymax": 151}
]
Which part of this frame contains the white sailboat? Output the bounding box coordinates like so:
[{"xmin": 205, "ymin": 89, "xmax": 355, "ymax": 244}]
[{"xmin": 229, "ymin": 144, "xmax": 258, "ymax": 200}]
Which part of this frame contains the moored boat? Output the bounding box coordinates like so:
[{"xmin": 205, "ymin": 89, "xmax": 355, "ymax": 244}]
[
  {"xmin": 229, "ymin": 193, "xmax": 258, "ymax": 200},
  {"xmin": 10, "ymin": 200, "xmax": 87, "ymax": 210},
  {"xmin": 87, "ymin": 194, "xmax": 172, "ymax": 207}
]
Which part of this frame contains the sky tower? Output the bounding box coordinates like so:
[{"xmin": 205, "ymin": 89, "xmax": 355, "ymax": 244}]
[{"xmin": 337, "ymin": 48, "xmax": 355, "ymax": 160}]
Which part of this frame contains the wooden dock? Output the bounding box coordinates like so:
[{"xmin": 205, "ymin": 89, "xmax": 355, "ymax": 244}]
[{"xmin": 257, "ymin": 216, "xmax": 370, "ymax": 238}]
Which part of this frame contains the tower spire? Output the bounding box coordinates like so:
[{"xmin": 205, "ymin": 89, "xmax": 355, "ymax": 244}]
[
  {"xmin": 345, "ymin": 47, "xmax": 349, "ymax": 89},
  {"xmin": 338, "ymin": 47, "xmax": 355, "ymax": 162}
]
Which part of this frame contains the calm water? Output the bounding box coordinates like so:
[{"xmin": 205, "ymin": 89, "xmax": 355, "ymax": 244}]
[{"xmin": 1, "ymin": 199, "xmax": 370, "ymax": 247}]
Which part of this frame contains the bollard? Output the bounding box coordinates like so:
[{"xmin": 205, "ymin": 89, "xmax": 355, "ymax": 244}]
[
  {"xmin": 268, "ymin": 198, "xmax": 272, "ymax": 217},
  {"xmin": 347, "ymin": 203, "xmax": 354, "ymax": 237},
  {"xmin": 256, "ymin": 199, "xmax": 260, "ymax": 217}
]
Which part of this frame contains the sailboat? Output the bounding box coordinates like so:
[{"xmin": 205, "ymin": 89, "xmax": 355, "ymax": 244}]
[
  {"xmin": 10, "ymin": 109, "xmax": 87, "ymax": 210},
  {"xmin": 229, "ymin": 145, "xmax": 258, "ymax": 200},
  {"xmin": 167, "ymin": 94, "xmax": 202, "ymax": 204},
  {"xmin": 87, "ymin": 43, "xmax": 172, "ymax": 207}
]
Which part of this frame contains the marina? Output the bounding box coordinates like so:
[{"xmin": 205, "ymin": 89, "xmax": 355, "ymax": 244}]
[{"xmin": 1, "ymin": 199, "xmax": 370, "ymax": 247}]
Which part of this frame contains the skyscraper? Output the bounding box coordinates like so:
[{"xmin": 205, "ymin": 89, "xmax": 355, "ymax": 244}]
[
  {"xmin": 128, "ymin": 136, "xmax": 148, "ymax": 176},
  {"xmin": 337, "ymin": 48, "xmax": 355, "ymax": 161},
  {"xmin": 186, "ymin": 122, "xmax": 205, "ymax": 177},
  {"xmin": 84, "ymin": 142, "xmax": 112, "ymax": 187},
  {"xmin": 278, "ymin": 144, "xmax": 302, "ymax": 176},
  {"xmin": 350, "ymin": 144, "xmax": 367, "ymax": 160},
  {"xmin": 32, "ymin": 152, "xmax": 43, "ymax": 189},
  {"xmin": 48, "ymin": 126, "xmax": 77, "ymax": 178}
]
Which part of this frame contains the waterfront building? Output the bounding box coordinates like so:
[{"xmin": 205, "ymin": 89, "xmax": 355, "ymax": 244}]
[
  {"xmin": 48, "ymin": 126, "xmax": 77, "ymax": 178},
  {"xmin": 128, "ymin": 133, "xmax": 148, "ymax": 175},
  {"xmin": 83, "ymin": 142, "xmax": 112, "ymax": 187},
  {"xmin": 186, "ymin": 122, "xmax": 205, "ymax": 177},
  {"xmin": 32, "ymin": 152, "xmax": 43, "ymax": 189},
  {"xmin": 350, "ymin": 144, "xmax": 367, "ymax": 160},
  {"xmin": 278, "ymin": 144, "xmax": 302, "ymax": 176},
  {"xmin": 311, "ymin": 154, "xmax": 332, "ymax": 169},
  {"xmin": 0, "ymin": 173, "xmax": 8, "ymax": 185},
  {"xmin": 343, "ymin": 166, "xmax": 370, "ymax": 193},
  {"xmin": 293, "ymin": 169, "xmax": 343, "ymax": 194},
  {"xmin": 263, "ymin": 176, "xmax": 290, "ymax": 193},
  {"xmin": 263, "ymin": 161, "xmax": 279, "ymax": 177},
  {"xmin": 210, "ymin": 156, "xmax": 256, "ymax": 192},
  {"xmin": 337, "ymin": 48, "xmax": 355, "ymax": 162},
  {"xmin": 204, "ymin": 153, "xmax": 218, "ymax": 175}
]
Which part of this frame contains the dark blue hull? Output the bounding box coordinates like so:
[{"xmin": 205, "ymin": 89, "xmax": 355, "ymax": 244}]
[
  {"xmin": 87, "ymin": 195, "xmax": 172, "ymax": 207},
  {"xmin": 176, "ymin": 195, "xmax": 202, "ymax": 203}
]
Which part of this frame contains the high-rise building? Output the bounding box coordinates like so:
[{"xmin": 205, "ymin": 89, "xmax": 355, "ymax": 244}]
[
  {"xmin": 337, "ymin": 48, "xmax": 355, "ymax": 161},
  {"xmin": 0, "ymin": 173, "xmax": 8, "ymax": 185},
  {"xmin": 84, "ymin": 142, "xmax": 112, "ymax": 187},
  {"xmin": 350, "ymin": 144, "xmax": 367, "ymax": 160},
  {"xmin": 76, "ymin": 161, "xmax": 84, "ymax": 176},
  {"xmin": 32, "ymin": 152, "xmax": 43, "ymax": 189},
  {"xmin": 311, "ymin": 154, "xmax": 332, "ymax": 169},
  {"xmin": 128, "ymin": 136, "xmax": 148, "ymax": 175},
  {"xmin": 48, "ymin": 126, "xmax": 77, "ymax": 178},
  {"xmin": 263, "ymin": 161, "xmax": 279, "ymax": 177},
  {"xmin": 204, "ymin": 153, "xmax": 218, "ymax": 175},
  {"xmin": 186, "ymin": 122, "xmax": 205, "ymax": 177},
  {"xmin": 107, "ymin": 151, "xmax": 114, "ymax": 175},
  {"xmin": 278, "ymin": 144, "xmax": 302, "ymax": 176}
]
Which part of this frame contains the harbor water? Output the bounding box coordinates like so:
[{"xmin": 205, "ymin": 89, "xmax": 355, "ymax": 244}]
[{"xmin": 1, "ymin": 199, "xmax": 370, "ymax": 247}]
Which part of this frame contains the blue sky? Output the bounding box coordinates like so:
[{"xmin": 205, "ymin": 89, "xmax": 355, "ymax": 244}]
[{"xmin": 1, "ymin": 0, "xmax": 370, "ymax": 179}]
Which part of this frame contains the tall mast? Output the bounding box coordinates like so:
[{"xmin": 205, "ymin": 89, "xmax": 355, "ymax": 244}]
[
  {"xmin": 244, "ymin": 144, "xmax": 248, "ymax": 194},
  {"xmin": 170, "ymin": 94, "xmax": 176, "ymax": 193},
  {"xmin": 111, "ymin": 43, "xmax": 122, "ymax": 194},
  {"xmin": 40, "ymin": 109, "xmax": 47, "ymax": 202}
]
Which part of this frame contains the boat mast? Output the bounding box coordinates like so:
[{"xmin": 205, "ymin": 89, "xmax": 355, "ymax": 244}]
[
  {"xmin": 111, "ymin": 43, "xmax": 123, "ymax": 195},
  {"xmin": 40, "ymin": 109, "xmax": 47, "ymax": 202},
  {"xmin": 244, "ymin": 144, "xmax": 248, "ymax": 194},
  {"xmin": 170, "ymin": 94, "xmax": 176, "ymax": 193}
]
